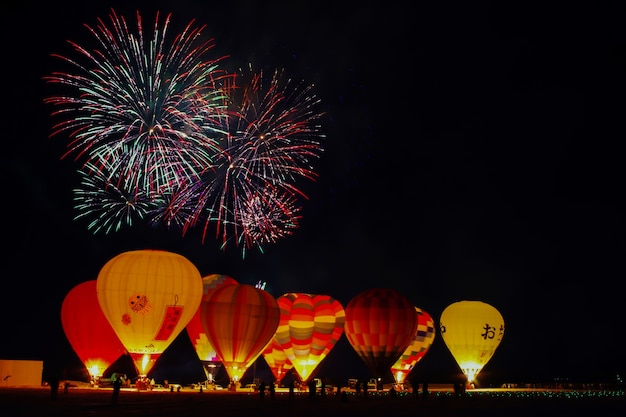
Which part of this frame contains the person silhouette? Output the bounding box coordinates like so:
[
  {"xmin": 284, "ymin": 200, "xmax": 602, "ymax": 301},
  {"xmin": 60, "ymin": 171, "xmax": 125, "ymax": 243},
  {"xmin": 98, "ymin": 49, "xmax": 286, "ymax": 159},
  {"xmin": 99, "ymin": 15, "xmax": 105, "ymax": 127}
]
[
  {"xmin": 49, "ymin": 375, "xmax": 59, "ymax": 401},
  {"xmin": 112, "ymin": 376, "xmax": 122, "ymax": 405},
  {"xmin": 411, "ymin": 378, "xmax": 419, "ymax": 398},
  {"xmin": 341, "ymin": 390, "xmax": 348, "ymax": 402},
  {"xmin": 269, "ymin": 380, "xmax": 276, "ymax": 400},
  {"xmin": 258, "ymin": 380, "xmax": 266, "ymax": 400},
  {"xmin": 288, "ymin": 379, "xmax": 295, "ymax": 399}
]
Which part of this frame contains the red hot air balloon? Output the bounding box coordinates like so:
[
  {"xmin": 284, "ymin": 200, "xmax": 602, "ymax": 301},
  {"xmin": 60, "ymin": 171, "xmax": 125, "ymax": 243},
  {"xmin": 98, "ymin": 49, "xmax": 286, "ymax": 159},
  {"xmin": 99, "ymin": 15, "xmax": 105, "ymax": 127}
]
[
  {"xmin": 186, "ymin": 274, "xmax": 238, "ymax": 382},
  {"xmin": 390, "ymin": 307, "xmax": 436, "ymax": 385},
  {"xmin": 61, "ymin": 280, "xmax": 127, "ymax": 383},
  {"xmin": 96, "ymin": 250, "xmax": 203, "ymax": 377},
  {"xmin": 200, "ymin": 284, "xmax": 280, "ymax": 384},
  {"xmin": 344, "ymin": 288, "xmax": 418, "ymax": 380},
  {"xmin": 274, "ymin": 293, "xmax": 345, "ymax": 383}
]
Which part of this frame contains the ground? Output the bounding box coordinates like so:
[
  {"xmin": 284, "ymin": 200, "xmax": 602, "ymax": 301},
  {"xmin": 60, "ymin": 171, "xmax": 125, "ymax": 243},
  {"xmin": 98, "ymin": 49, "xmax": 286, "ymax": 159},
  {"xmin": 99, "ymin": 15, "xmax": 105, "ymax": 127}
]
[{"xmin": 2, "ymin": 386, "xmax": 624, "ymax": 417}]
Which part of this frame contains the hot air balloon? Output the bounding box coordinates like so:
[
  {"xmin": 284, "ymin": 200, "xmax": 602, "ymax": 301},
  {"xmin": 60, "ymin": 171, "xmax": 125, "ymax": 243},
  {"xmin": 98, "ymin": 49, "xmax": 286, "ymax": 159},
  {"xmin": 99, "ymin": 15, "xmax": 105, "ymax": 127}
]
[
  {"xmin": 200, "ymin": 284, "xmax": 280, "ymax": 385},
  {"xmin": 344, "ymin": 288, "xmax": 418, "ymax": 381},
  {"xmin": 261, "ymin": 338, "xmax": 293, "ymax": 384},
  {"xmin": 61, "ymin": 280, "xmax": 127, "ymax": 383},
  {"xmin": 273, "ymin": 293, "xmax": 345, "ymax": 383},
  {"xmin": 439, "ymin": 300, "xmax": 505, "ymax": 386},
  {"xmin": 96, "ymin": 249, "xmax": 203, "ymax": 377},
  {"xmin": 186, "ymin": 274, "xmax": 238, "ymax": 382},
  {"xmin": 390, "ymin": 307, "xmax": 436, "ymax": 386}
]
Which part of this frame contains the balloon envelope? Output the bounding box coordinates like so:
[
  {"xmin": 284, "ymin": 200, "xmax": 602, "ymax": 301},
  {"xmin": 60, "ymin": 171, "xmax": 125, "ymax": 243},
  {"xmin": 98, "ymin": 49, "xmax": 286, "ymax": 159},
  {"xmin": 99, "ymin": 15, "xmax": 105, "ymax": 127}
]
[
  {"xmin": 262, "ymin": 338, "xmax": 293, "ymax": 384},
  {"xmin": 390, "ymin": 307, "xmax": 436, "ymax": 384},
  {"xmin": 61, "ymin": 280, "xmax": 127, "ymax": 380},
  {"xmin": 344, "ymin": 288, "xmax": 418, "ymax": 378},
  {"xmin": 439, "ymin": 300, "xmax": 505, "ymax": 384},
  {"xmin": 200, "ymin": 284, "xmax": 280, "ymax": 383},
  {"xmin": 274, "ymin": 293, "xmax": 345, "ymax": 382},
  {"xmin": 96, "ymin": 250, "xmax": 203, "ymax": 376},
  {"xmin": 186, "ymin": 274, "xmax": 238, "ymax": 363}
]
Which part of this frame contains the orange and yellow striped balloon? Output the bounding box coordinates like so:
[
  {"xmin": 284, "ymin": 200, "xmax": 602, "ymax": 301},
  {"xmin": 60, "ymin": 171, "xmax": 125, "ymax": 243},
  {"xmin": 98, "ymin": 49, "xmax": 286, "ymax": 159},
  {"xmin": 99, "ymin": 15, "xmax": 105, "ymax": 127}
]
[{"xmin": 274, "ymin": 293, "xmax": 345, "ymax": 382}]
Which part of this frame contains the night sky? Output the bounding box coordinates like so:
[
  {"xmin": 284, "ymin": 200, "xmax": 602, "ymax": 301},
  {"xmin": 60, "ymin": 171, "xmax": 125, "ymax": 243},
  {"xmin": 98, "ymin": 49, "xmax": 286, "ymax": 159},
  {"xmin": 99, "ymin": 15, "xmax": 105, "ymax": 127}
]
[{"xmin": 1, "ymin": 1, "xmax": 624, "ymax": 386}]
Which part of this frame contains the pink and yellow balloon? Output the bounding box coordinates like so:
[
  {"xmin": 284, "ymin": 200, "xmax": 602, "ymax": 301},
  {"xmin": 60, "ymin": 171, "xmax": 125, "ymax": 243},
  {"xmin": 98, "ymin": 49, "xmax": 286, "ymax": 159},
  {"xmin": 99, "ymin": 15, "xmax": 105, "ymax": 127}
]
[{"xmin": 390, "ymin": 307, "xmax": 436, "ymax": 385}]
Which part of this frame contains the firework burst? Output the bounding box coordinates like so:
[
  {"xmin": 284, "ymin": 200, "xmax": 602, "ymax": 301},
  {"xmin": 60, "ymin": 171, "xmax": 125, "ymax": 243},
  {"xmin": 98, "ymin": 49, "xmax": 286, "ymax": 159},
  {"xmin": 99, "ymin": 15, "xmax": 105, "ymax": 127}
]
[
  {"xmin": 182, "ymin": 65, "xmax": 324, "ymax": 253},
  {"xmin": 44, "ymin": 8, "xmax": 232, "ymax": 196},
  {"xmin": 45, "ymin": 10, "xmax": 325, "ymax": 256},
  {"xmin": 237, "ymin": 186, "xmax": 302, "ymax": 251},
  {"xmin": 73, "ymin": 161, "xmax": 159, "ymax": 234}
]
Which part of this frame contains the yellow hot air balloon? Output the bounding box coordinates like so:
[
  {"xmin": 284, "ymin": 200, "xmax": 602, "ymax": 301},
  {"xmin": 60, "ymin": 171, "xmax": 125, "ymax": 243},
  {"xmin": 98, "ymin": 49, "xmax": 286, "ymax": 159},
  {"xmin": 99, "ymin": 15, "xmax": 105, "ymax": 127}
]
[
  {"xmin": 439, "ymin": 300, "xmax": 505, "ymax": 385},
  {"xmin": 96, "ymin": 249, "xmax": 203, "ymax": 377}
]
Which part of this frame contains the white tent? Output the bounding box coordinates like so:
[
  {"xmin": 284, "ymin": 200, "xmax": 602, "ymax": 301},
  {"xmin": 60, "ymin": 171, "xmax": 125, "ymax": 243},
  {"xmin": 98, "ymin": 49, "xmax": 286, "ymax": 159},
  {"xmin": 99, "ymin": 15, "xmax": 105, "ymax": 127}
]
[{"xmin": 0, "ymin": 359, "xmax": 43, "ymax": 387}]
